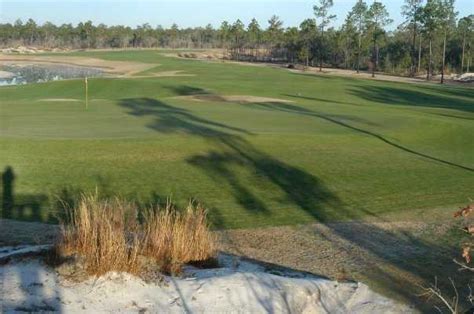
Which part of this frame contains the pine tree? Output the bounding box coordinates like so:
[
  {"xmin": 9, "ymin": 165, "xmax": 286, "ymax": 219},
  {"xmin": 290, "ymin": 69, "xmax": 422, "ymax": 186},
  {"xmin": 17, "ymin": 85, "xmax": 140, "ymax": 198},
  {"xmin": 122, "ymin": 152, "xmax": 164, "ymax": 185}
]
[
  {"xmin": 367, "ymin": 1, "xmax": 393, "ymax": 77},
  {"xmin": 314, "ymin": 0, "xmax": 336, "ymax": 71}
]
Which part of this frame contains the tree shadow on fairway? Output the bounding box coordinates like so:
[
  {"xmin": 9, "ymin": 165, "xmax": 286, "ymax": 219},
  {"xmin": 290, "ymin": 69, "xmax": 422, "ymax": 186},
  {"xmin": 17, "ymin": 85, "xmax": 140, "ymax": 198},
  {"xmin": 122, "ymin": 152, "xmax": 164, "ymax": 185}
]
[
  {"xmin": 349, "ymin": 85, "xmax": 474, "ymax": 113},
  {"xmin": 164, "ymin": 85, "xmax": 211, "ymax": 96},
  {"xmin": 120, "ymin": 97, "xmax": 252, "ymax": 136},
  {"xmin": 187, "ymin": 141, "xmax": 342, "ymax": 221},
  {"xmin": 416, "ymin": 84, "xmax": 474, "ymax": 100},
  {"xmin": 118, "ymin": 97, "xmax": 341, "ymax": 221},
  {"xmin": 429, "ymin": 112, "xmax": 474, "ymax": 121},
  {"xmin": 239, "ymin": 101, "xmax": 473, "ymax": 173},
  {"xmin": 285, "ymin": 92, "xmax": 474, "ymax": 123},
  {"xmin": 117, "ymin": 95, "xmax": 468, "ymax": 311}
]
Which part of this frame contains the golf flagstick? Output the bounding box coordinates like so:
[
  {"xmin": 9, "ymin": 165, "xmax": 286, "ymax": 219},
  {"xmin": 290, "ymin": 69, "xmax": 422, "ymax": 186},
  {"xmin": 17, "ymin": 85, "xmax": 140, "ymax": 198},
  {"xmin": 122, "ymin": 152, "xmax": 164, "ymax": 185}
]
[{"xmin": 85, "ymin": 77, "xmax": 88, "ymax": 109}]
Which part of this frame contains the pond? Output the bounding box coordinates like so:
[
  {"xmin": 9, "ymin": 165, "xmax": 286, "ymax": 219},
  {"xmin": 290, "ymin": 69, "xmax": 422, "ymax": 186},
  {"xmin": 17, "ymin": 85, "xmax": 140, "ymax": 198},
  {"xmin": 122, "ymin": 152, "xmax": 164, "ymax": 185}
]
[{"xmin": 0, "ymin": 64, "xmax": 103, "ymax": 86}]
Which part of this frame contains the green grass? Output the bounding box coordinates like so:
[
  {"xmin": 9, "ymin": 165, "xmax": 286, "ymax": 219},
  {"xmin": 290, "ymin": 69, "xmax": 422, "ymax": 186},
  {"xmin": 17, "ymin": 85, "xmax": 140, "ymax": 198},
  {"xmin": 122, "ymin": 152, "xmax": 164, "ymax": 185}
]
[{"xmin": 1, "ymin": 50, "xmax": 473, "ymax": 228}]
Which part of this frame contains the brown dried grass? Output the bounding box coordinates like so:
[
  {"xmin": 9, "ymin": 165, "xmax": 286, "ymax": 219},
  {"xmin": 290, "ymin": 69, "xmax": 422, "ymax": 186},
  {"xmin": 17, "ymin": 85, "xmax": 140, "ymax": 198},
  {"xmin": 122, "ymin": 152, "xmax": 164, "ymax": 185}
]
[
  {"xmin": 56, "ymin": 194, "xmax": 215, "ymax": 276},
  {"xmin": 142, "ymin": 202, "xmax": 215, "ymax": 273}
]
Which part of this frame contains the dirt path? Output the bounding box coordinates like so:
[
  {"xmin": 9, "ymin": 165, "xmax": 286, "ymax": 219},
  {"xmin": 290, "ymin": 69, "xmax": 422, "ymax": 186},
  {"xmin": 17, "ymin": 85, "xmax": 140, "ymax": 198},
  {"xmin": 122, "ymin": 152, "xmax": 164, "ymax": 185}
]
[
  {"xmin": 238, "ymin": 62, "xmax": 471, "ymax": 86},
  {"xmin": 288, "ymin": 67, "xmax": 428, "ymax": 84}
]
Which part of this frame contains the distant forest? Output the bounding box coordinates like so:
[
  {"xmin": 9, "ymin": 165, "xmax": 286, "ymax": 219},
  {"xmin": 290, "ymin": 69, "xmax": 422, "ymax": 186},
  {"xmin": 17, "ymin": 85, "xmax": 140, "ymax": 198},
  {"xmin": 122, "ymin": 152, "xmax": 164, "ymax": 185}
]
[{"xmin": 1, "ymin": 0, "xmax": 472, "ymax": 79}]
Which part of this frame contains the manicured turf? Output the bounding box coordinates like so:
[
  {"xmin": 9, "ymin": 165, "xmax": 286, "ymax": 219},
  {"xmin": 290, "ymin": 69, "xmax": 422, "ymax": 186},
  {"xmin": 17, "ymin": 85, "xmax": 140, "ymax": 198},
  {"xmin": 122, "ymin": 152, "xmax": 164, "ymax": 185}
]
[{"xmin": 1, "ymin": 50, "xmax": 473, "ymax": 228}]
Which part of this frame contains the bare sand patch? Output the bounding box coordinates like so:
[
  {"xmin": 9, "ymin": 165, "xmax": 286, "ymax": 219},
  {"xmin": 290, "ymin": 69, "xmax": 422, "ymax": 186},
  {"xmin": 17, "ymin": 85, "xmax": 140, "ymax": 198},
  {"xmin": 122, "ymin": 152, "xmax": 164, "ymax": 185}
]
[
  {"xmin": 1, "ymin": 46, "xmax": 70, "ymax": 54},
  {"xmin": 37, "ymin": 98, "xmax": 81, "ymax": 102},
  {"xmin": 151, "ymin": 70, "xmax": 195, "ymax": 77},
  {"xmin": 130, "ymin": 70, "xmax": 195, "ymax": 78},
  {"xmin": 0, "ymin": 55, "xmax": 156, "ymax": 76},
  {"xmin": 174, "ymin": 94, "xmax": 293, "ymax": 104},
  {"xmin": 161, "ymin": 49, "xmax": 229, "ymax": 61}
]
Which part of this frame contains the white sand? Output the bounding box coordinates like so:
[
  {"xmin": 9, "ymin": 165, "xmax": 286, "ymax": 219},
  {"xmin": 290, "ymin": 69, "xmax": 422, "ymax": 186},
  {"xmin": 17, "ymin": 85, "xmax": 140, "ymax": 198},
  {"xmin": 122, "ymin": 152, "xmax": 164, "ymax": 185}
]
[
  {"xmin": 37, "ymin": 98, "xmax": 81, "ymax": 102},
  {"xmin": 174, "ymin": 94, "xmax": 293, "ymax": 104},
  {"xmin": 455, "ymin": 72, "xmax": 474, "ymax": 82},
  {"xmin": 0, "ymin": 246, "xmax": 413, "ymax": 313}
]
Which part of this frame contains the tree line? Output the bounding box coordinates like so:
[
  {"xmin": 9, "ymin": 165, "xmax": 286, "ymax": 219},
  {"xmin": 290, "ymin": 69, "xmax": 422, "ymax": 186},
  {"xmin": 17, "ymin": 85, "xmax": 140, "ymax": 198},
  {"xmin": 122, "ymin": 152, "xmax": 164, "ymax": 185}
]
[{"xmin": 0, "ymin": 0, "xmax": 472, "ymax": 80}]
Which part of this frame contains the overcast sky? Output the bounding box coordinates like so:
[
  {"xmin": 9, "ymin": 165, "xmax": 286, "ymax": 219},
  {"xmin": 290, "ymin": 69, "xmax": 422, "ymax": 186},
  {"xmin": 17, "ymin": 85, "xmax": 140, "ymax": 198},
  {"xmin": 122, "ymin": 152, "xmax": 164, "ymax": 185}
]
[{"xmin": 0, "ymin": 0, "xmax": 473, "ymax": 30}]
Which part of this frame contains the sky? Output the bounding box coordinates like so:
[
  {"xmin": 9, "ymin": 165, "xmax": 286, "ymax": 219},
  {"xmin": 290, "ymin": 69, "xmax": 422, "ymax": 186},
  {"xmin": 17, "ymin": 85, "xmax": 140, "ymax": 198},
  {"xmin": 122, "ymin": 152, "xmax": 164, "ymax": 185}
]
[{"xmin": 0, "ymin": 0, "xmax": 473, "ymax": 30}]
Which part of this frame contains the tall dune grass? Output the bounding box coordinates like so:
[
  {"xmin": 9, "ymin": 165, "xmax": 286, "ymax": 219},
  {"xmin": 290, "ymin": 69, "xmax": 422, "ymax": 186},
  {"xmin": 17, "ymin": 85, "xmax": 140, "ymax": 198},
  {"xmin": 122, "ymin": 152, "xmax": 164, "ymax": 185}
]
[{"xmin": 56, "ymin": 194, "xmax": 215, "ymax": 276}]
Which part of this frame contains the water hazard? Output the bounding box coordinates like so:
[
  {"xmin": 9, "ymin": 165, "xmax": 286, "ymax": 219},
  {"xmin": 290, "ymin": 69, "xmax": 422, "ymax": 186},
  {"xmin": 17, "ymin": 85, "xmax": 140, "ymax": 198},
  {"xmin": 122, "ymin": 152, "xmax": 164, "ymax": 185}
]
[{"xmin": 0, "ymin": 64, "xmax": 103, "ymax": 86}]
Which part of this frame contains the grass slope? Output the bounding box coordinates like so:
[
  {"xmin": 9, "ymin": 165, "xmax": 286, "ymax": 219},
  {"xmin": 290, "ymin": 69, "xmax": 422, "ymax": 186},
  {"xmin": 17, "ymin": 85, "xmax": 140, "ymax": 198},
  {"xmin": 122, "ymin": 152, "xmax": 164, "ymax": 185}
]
[{"xmin": 1, "ymin": 50, "xmax": 473, "ymax": 228}]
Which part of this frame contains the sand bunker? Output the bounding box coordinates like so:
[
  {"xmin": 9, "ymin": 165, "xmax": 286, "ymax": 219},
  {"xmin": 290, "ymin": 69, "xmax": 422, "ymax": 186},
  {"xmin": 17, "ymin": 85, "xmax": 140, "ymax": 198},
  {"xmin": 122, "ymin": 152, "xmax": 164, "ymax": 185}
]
[
  {"xmin": 1, "ymin": 46, "xmax": 69, "ymax": 54},
  {"xmin": 0, "ymin": 247, "xmax": 412, "ymax": 313},
  {"xmin": 37, "ymin": 98, "xmax": 81, "ymax": 102},
  {"xmin": 0, "ymin": 55, "xmax": 156, "ymax": 76},
  {"xmin": 162, "ymin": 49, "xmax": 230, "ymax": 61},
  {"xmin": 150, "ymin": 70, "xmax": 195, "ymax": 77},
  {"xmin": 37, "ymin": 99, "xmax": 111, "ymax": 103},
  {"xmin": 175, "ymin": 94, "xmax": 293, "ymax": 104},
  {"xmin": 126, "ymin": 70, "xmax": 195, "ymax": 78}
]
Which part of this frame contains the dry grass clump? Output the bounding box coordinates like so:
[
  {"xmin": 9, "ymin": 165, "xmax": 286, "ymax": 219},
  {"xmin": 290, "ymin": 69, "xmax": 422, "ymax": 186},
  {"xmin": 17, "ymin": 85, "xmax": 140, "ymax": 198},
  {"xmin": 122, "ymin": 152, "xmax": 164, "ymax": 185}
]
[
  {"xmin": 57, "ymin": 195, "xmax": 140, "ymax": 276},
  {"xmin": 142, "ymin": 202, "xmax": 215, "ymax": 273},
  {"xmin": 56, "ymin": 194, "xmax": 215, "ymax": 277}
]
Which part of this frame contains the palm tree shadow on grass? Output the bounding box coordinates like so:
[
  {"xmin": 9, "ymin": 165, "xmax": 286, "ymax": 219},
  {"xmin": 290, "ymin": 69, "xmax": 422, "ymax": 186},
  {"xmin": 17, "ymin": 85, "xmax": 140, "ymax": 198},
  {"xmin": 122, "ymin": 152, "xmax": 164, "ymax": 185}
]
[{"xmin": 118, "ymin": 95, "xmax": 468, "ymax": 311}]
